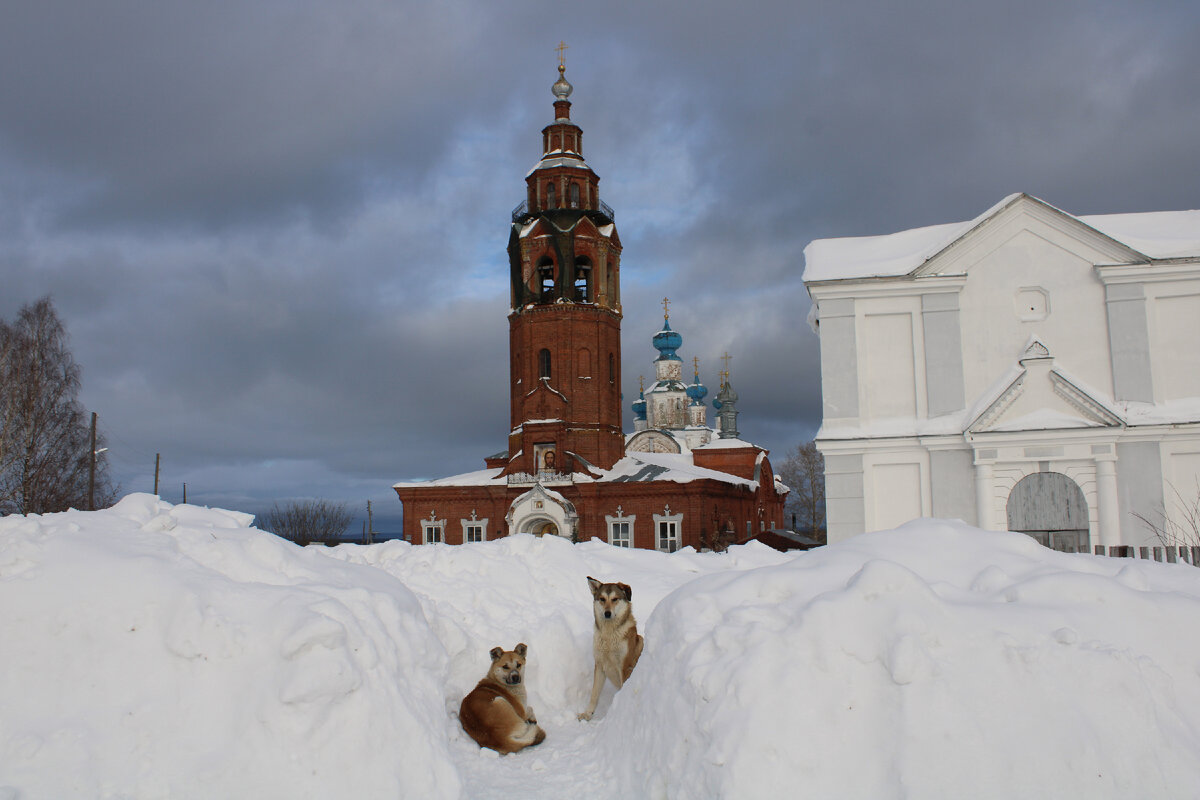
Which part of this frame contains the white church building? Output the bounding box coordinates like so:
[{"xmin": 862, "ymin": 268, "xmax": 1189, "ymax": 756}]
[{"xmin": 802, "ymin": 193, "xmax": 1200, "ymax": 550}]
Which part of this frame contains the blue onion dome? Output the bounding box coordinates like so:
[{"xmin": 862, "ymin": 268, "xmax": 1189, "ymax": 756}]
[
  {"xmin": 632, "ymin": 388, "xmax": 647, "ymax": 421},
  {"xmin": 652, "ymin": 318, "xmax": 682, "ymax": 361},
  {"xmin": 712, "ymin": 395, "xmax": 722, "ymax": 411},
  {"xmin": 686, "ymin": 376, "xmax": 708, "ymax": 405}
]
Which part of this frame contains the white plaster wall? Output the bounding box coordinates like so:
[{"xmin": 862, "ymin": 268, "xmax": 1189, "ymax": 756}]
[
  {"xmin": 863, "ymin": 312, "xmax": 918, "ymax": 419},
  {"xmin": 863, "ymin": 449, "xmax": 929, "ymax": 531},
  {"xmin": 1148, "ymin": 290, "xmax": 1200, "ymax": 402},
  {"xmin": 956, "ymin": 222, "xmax": 1114, "ymax": 406}
]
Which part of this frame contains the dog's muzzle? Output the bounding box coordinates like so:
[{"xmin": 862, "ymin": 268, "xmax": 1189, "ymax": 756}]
[
  {"xmin": 507, "ymin": 674, "xmax": 522, "ymax": 685},
  {"xmin": 604, "ymin": 610, "xmax": 612, "ymax": 619}
]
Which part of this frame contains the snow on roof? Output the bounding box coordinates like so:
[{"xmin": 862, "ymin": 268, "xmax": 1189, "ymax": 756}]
[
  {"xmin": 803, "ymin": 194, "xmax": 1200, "ymax": 283},
  {"xmin": 525, "ymin": 155, "xmax": 591, "ymax": 178},
  {"xmin": 602, "ymin": 451, "xmax": 756, "ymax": 489},
  {"xmin": 1081, "ymin": 210, "xmax": 1200, "ymax": 260},
  {"xmin": 393, "ymin": 468, "xmax": 505, "ymax": 489},
  {"xmin": 695, "ymin": 437, "xmax": 761, "ymax": 450}
]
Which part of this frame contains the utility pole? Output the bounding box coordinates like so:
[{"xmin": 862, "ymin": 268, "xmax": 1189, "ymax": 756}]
[
  {"xmin": 88, "ymin": 412, "xmax": 97, "ymax": 510},
  {"xmin": 154, "ymin": 453, "xmax": 160, "ymax": 495},
  {"xmin": 367, "ymin": 500, "xmax": 375, "ymax": 545},
  {"xmin": 182, "ymin": 482, "xmax": 187, "ymax": 504}
]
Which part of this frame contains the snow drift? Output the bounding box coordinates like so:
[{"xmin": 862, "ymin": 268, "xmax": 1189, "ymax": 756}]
[{"xmin": 2, "ymin": 495, "xmax": 1199, "ymax": 799}]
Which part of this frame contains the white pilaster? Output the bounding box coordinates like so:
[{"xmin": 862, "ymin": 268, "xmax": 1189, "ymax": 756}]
[
  {"xmin": 1096, "ymin": 458, "xmax": 1120, "ymax": 551},
  {"xmin": 974, "ymin": 462, "xmax": 994, "ymax": 530}
]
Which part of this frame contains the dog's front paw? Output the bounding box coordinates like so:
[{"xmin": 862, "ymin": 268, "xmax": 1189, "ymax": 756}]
[{"xmin": 576, "ymin": 711, "xmax": 593, "ymax": 721}]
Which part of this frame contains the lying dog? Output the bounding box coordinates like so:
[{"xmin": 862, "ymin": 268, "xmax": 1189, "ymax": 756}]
[
  {"xmin": 459, "ymin": 643, "xmax": 546, "ymax": 754},
  {"xmin": 578, "ymin": 576, "xmax": 644, "ymax": 721}
]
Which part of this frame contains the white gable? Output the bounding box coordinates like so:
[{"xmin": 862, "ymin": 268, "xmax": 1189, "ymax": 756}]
[{"xmin": 803, "ymin": 194, "xmax": 1200, "ymax": 283}]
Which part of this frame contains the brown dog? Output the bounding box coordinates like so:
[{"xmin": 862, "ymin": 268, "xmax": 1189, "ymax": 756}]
[
  {"xmin": 578, "ymin": 576, "xmax": 644, "ymax": 721},
  {"xmin": 459, "ymin": 643, "xmax": 546, "ymax": 754}
]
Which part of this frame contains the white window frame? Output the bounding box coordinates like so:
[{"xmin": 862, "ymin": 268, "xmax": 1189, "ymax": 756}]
[
  {"xmin": 422, "ymin": 518, "xmax": 446, "ymax": 544},
  {"xmin": 460, "ymin": 516, "xmax": 489, "ymax": 543},
  {"xmin": 653, "ymin": 508, "xmax": 683, "ymax": 553},
  {"xmin": 605, "ymin": 510, "xmax": 635, "ymax": 548}
]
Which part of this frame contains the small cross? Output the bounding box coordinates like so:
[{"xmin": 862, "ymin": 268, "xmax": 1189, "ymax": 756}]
[
  {"xmin": 693, "ymin": 356, "xmax": 700, "ymax": 379},
  {"xmin": 662, "ymin": 297, "xmax": 670, "ymax": 319},
  {"xmin": 639, "ymin": 374, "xmax": 644, "ymax": 392},
  {"xmin": 556, "ymin": 41, "xmax": 568, "ymax": 68}
]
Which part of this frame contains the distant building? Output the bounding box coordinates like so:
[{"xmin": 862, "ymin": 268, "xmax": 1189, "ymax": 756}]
[
  {"xmin": 803, "ymin": 193, "xmax": 1200, "ymax": 550},
  {"xmin": 394, "ymin": 64, "xmax": 786, "ymax": 550}
]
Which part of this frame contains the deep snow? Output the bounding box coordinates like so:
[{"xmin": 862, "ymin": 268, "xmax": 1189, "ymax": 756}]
[{"xmin": 2, "ymin": 494, "xmax": 1199, "ymax": 799}]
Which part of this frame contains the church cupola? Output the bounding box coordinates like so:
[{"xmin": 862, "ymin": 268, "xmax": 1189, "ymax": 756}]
[
  {"xmin": 686, "ymin": 358, "xmax": 709, "ymax": 429},
  {"xmin": 715, "ymin": 373, "xmax": 740, "ymax": 439},
  {"xmin": 632, "ymin": 377, "xmax": 648, "ymax": 432},
  {"xmin": 505, "ymin": 49, "xmax": 625, "ymax": 474},
  {"xmin": 643, "ymin": 300, "xmax": 689, "ymax": 431}
]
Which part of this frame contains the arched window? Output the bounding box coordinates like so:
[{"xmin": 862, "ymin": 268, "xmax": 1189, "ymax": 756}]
[
  {"xmin": 569, "ymin": 182, "xmax": 581, "ymax": 209},
  {"xmin": 574, "ymin": 256, "xmax": 592, "ymax": 302},
  {"xmin": 537, "ymin": 257, "xmax": 555, "ymax": 301},
  {"xmin": 609, "ymin": 353, "xmax": 615, "ymax": 384},
  {"xmin": 539, "ymin": 349, "xmax": 552, "ymax": 379},
  {"xmin": 546, "ymin": 181, "xmax": 556, "ymax": 209}
]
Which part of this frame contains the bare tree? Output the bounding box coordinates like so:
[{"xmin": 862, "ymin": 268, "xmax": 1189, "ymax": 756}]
[
  {"xmin": 260, "ymin": 499, "xmax": 354, "ymax": 546},
  {"xmin": 0, "ymin": 298, "xmax": 115, "ymax": 515},
  {"xmin": 779, "ymin": 440, "xmax": 826, "ymax": 542},
  {"xmin": 1133, "ymin": 480, "xmax": 1200, "ymax": 550}
]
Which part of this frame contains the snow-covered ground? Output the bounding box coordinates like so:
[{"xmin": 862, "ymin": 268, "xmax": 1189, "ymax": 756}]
[{"xmin": 2, "ymin": 494, "xmax": 1199, "ymax": 799}]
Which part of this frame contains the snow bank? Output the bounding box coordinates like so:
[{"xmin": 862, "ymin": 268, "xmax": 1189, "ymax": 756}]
[
  {"xmin": 596, "ymin": 519, "xmax": 1200, "ymax": 799},
  {"xmin": 0, "ymin": 494, "xmax": 459, "ymax": 799},
  {"xmin": 4, "ymin": 499, "xmax": 1200, "ymax": 799}
]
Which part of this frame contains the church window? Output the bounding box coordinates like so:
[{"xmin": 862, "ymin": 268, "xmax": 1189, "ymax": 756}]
[
  {"xmin": 654, "ymin": 508, "xmax": 682, "ymax": 553},
  {"xmin": 422, "ymin": 521, "xmax": 444, "ymax": 544},
  {"xmin": 546, "ymin": 181, "xmax": 556, "ymax": 208},
  {"xmin": 574, "ymin": 257, "xmax": 592, "ymax": 302},
  {"xmin": 539, "ymin": 348, "xmax": 552, "ymax": 379},
  {"xmin": 606, "ymin": 510, "xmax": 635, "ymax": 548},
  {"xmin": 461, "ymin": 517, "xmax": 487, "ymax": 542},
  {"xmin": 569, "ymin": 182, "xmax": 581, "ymax": 209},
  {"xmin": 609, "ymin": 353, "xmax": 615, "ymax": 384}
]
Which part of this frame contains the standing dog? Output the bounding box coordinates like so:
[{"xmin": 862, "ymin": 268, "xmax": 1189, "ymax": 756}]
[
  {"xmin": 459, "ymin": 643, "xmax": 546, "ymax": 754},
  {"xmin": 578, "ymin": 576, "xmax": 644, "ymax": 721}
]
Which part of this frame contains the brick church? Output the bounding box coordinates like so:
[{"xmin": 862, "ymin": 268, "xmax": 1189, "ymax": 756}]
[{"xmin": 394, "ymin": 62, "xmax": 786, "ymax": 551}]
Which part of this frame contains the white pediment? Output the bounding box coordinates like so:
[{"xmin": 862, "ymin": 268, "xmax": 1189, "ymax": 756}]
[
  {"xmin": 967, "ymin": 341, "xmax": 1124, "ymax": 434},
  {"xmin": 914, "ymin": 194, "xmax": 1148, "ymax": 279}
]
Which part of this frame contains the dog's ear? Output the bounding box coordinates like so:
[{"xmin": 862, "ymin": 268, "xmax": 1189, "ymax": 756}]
[
  {"xmin": 489, "ymin": 647, "xmax": 503, "ymax": 661},
  {"xmin": 619, "ymin": 582, "xmax": 633, "ymax": 601},
  {"xmin": 587, "ymin": 576, "xmax": 601, "ymax": 595},
  {"xmin": 514, "ymin": 642, "xmax": 528, "ymax": 657}
]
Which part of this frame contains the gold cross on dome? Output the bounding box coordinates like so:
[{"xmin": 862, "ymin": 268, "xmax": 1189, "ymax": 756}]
[
  {"xmin": 556, "ymin": 41, "xmax": 568, "ymax": 68},
  {"xmin": 721, "ymin": 351, "xmax": 732, "ymax": 377},
  {"xmin": 693, "ymin": 356, "xmax": 700, "ymax": 379},
  {"xmin": 662, "ymin": 297, "xmax": 670, "ymax": 319},
  {"xmin": 639, "ymin": 374, "xmax": 645, "ymax": 392}
]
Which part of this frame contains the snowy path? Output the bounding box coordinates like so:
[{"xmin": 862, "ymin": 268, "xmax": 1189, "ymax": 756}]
[{"xmin": 451, "ymin": 717, "xmax": 610, "ymax": 799}]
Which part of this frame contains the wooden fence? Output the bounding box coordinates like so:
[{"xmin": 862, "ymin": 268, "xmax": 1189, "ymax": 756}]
[{"xmin": 1094, "ymin": 544, "xmax": 1200, "ymax": 565}]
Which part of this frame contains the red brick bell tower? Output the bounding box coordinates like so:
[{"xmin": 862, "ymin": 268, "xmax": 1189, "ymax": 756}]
[{"xmin": 503, "ymin": 61, "xmax": 624, "ymax": 475}]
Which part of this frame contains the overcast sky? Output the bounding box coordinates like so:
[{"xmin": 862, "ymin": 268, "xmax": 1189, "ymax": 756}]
[{"xmin": 3, "ymin": 0, "xmax": 1198, "ymax": 533}]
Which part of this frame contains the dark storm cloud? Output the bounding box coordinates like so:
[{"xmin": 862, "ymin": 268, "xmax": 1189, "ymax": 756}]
[{"xmin": 2, "ymin": 0, "xmax": 1197, "ymax": 527}]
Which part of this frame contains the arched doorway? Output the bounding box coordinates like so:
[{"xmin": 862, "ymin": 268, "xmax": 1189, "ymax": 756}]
[
  {"xmin": 1006, "ymin": 471, "xmax": 1089, "ymax": 552},
  {"xmin": 525, "ymin": 518, "xmax": 560, "ymax": 537}
]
